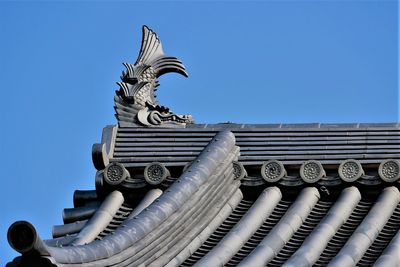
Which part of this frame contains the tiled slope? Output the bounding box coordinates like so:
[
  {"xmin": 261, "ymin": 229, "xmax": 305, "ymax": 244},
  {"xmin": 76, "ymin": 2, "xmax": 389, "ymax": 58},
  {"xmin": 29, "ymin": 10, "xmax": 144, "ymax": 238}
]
[{"xmin": 7, "ymin": 125, "xmax": 400, "ymax": 267}]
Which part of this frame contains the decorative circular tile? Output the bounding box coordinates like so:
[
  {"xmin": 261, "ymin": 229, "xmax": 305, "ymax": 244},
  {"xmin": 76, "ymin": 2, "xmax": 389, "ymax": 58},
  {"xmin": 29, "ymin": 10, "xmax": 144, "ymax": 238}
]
[
  {"xmin": 232, "ymin": 161, "xmax": 246, "ymax": 180},
  {"xmin": 104, "ymin": 162, "xmax": 129, "ymax": 185},
  {"xmin": 261, "ymin": 160, "xmax": 286, "ymax": 182},
  {"xmin": 378, "ymin": 159, "xmax": 400, "ymax": 182},
  {"xmin": 338, "ymin": 159, "xmax": 363, "ymax": 182},
  {"xmin": 144, "ymin": 162, "xmax": 170, "ymax": 185},
  {"xmin": 300, "ymin": 160, "xmax": 325, "ymax": 183}
]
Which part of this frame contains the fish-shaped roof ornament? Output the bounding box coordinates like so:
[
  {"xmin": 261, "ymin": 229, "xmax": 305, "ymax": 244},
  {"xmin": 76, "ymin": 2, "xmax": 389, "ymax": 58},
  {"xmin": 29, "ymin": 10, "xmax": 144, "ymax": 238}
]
[{"xmin": 114, "ymin": 26, "xmax": 193, "ymax": 127}]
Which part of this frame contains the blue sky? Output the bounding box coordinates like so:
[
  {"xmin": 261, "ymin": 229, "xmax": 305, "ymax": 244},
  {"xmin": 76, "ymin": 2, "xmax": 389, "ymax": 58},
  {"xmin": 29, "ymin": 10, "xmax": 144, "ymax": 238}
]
[{"xmin": 0, "ymin": 1, "xmax": 398, "ymax": 264}]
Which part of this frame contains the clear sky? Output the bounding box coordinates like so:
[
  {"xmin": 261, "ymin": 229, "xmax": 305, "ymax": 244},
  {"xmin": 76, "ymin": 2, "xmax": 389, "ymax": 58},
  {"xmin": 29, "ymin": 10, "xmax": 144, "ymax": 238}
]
[{"xmin": 0, "ymin": 1, "xmax": 398, "ymax": 264}]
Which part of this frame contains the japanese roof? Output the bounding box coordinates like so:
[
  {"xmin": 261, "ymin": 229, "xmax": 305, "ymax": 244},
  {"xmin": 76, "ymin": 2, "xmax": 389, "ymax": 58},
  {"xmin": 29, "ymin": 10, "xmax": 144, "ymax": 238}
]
[{"xmin": 7, "ymin": 26, "xmax": 400, "ymax": 267}]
